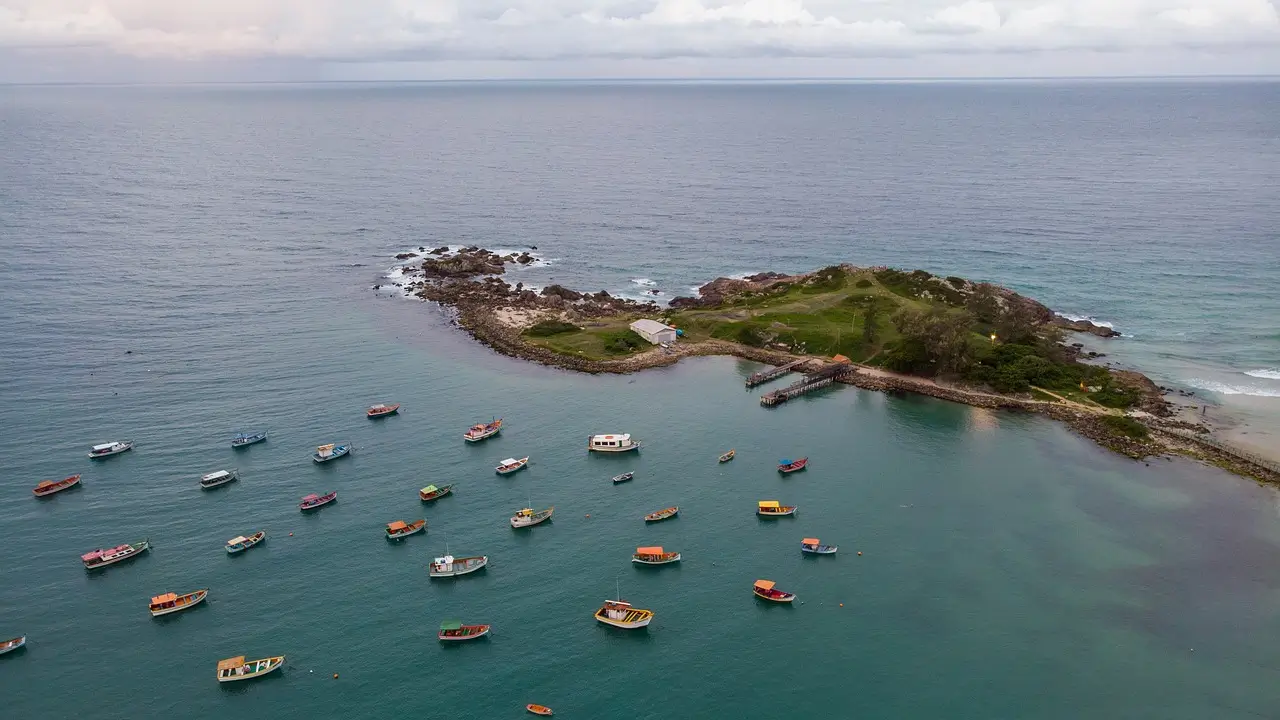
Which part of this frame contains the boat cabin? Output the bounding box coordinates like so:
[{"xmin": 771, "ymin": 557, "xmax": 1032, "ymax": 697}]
[
  {"xmin": 588, "ymin": 434, "xmax": 636, "ymax": 450},
  {"xmin": 315, "ymin": 444, "xmax": 335, "ymax": 458},
  {"xmin": 217, "ymin": 656, "xmax": 247, "ymax": 676},
  {"xmin": 387, "ymin": 521, "xmax": 407, "ymax": 533},
  {"xmin": 150, "ymin": 593, "xmax": 178, "ymax": 611},
  {"xmin": 758, "ymin": 501, "xmax": 781, "ymax": 512},
  {"xmin": 227, "ymin": 535, "xmax": 248, "ymax": 546},
  {"xmin": 802, "ymin": 537, "xmax": 821, "ymax": 547},
  {"xmin": 601, "ymin": 600, "xmax": 633, "ymax": 620},
  {"xmin": 91, "ymin": 443, "xmax": 116, "ymax": 452}
]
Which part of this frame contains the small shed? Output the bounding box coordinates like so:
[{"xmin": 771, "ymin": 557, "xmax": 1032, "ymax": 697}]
[{"xmin": 630, "ymin": 319, "xmax": 677, "ymax": 345}]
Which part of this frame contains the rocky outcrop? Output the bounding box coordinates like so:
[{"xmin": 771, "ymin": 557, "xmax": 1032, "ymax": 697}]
[
  {"xmin": 394, "ymin": 252, "xmax": 419, "ymax": 260},
  {"xmin": 1052, "ymin": 316, "xmax": 1121, "ymax": 338},
  {"xmin": 420, "ymin": 247, "xmax": 508, "ymax": 279}
]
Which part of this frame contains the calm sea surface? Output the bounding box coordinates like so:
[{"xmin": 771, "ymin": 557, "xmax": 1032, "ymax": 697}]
[{"xmin": 1, "ymin": 81, "xmax": 1279, "ymax": 719}]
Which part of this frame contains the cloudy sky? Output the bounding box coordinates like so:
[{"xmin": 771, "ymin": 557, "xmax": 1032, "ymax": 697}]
[{"xmin": 3, "ymin": 0, "xmax": 1280, "ymax": 82}]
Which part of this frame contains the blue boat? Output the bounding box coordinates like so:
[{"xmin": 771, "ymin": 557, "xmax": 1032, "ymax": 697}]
[
  {"xmin": 312, "ymin": 443, "xmax": 352, "ymax": 463},
  {"xmin": 231, "ymin": 430, "xmax": 268, "ymax": 448}
]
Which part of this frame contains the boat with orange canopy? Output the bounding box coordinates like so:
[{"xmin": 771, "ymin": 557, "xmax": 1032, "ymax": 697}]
[
  {"xmin": 149, "ymin": 589, "xmax": 208, "ymax": 617},
  {"xmin": 385, "ymin": 519, "xmax": 426, "ymax": 540},
  {"xmin": 801, "ymin": 537, "xmax": 838, "ymax": 554},
  {"xmin": 757, "ymin": 500, "xmax": 797, "ymax": 517},
  {"xmin": 632, "ymin": 546, "xmax": 681, "ymax": 565},
  {"xmin": 752, "ymin": 579, "xmax": 796, "ymax": 603},
  {"xmin": 216, "ymin": 654, "xmax": 284, "ymax": 683},
  {"xmin": 33, "ymin": 474, "xmax": 81, "ymax": 497},
  {"xmin": 526, "ymin": 704, "xmax": 554, "ymax": 716}
]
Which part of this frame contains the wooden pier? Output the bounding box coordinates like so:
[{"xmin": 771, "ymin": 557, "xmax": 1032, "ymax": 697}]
[
  {"xmin": 746, "ymin": 359, "xmax": 808, "ymax": 388},
  {"xmin": 760, "ymin": 363, "xmax": 855, "ymax": 406}
]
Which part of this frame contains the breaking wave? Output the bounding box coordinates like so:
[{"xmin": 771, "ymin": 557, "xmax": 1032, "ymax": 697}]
[
  {"xmin": 1184, "ymin": 378, "xmax": 1280, "ymax": 398},
  {"xmin": 1244, "ymin": 368, "xmax": 1280, "ymax": 380}
]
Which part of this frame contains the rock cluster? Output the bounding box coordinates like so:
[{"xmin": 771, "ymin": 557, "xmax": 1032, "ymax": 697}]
[{"xmin": 1052, "ymin": 316, "xmax": 1122, "ymax": 337}]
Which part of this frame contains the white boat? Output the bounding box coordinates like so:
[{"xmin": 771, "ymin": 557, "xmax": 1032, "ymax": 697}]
[
  {"xmin": 0, "ymin": 635, "xmax": 25, "ymax": 655},
  {"xmin": 611, "ymin": 472, "xmax": 634, "ymax": 484},
  {"xmin": 593, "ymin": 582, "xmax": 653, "ymax": 629},
  {"xmin": 216, "ymin": 655, "xmax": 285, "ymax": 683},
  {"xmin": 510, "ymin": 506, "xmax": 554, "ymax": 528},
  {"xmin": 495, "ymin": 457, "xmax": 529, "ymax": 475},
  {"xmin": 429, "ymin": 554, "xmax": 488, "ymax": 578},
  {"xmin": 312, "ymin": 443, "xmax": 352, "ymax": 463},
  {"xmin": 88, "ymin": 440, "xmax": 133, "ymax": 458},
  {"xmin": 200, "ymin": 469, "xmax": 238, "ymax": 489},
  {"xmin": 587, "ymin": 434, "xmax": 641, "ymax": 453}
]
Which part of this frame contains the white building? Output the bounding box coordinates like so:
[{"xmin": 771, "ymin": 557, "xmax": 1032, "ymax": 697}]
[{"xmin": 630, "ymin": 319, "xmax": 677, "ymax": 345}]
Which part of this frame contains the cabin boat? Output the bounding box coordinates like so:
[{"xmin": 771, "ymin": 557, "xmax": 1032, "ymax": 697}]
[
  {"xmin": 801, "ymin": 537, "xmax": 838, "ymax": 554},
  {"xmin": 777, "ymin": 457, "xmax": 808, "ymax": 474},
  {"xmin": 82, "ymin": 539, "xmax": 149, "ymax": 569},
  {"xmin": 367, "ymin": 403, "xmax": 400, "ymax": 418},
  {"xmin": 632, "ymin": 546, "xmax": 681, "ymax": 565},
  {"xmin": 757, "ymin": 500, "xmax": 798, "ymax": 517},
  {"xmin": 312, "ymin": 443, "xmax": 351, "ymax": 463},
  {"xmin": 419, "ymin": 483, "xmax": 454, "ymax": 502},
  {"xmin": 611, "ymin": 472, "xmax": 634, "ymax": 484},
  {"xmin": 429, "ymin": 554, "xmax": 488, "ymax": 578},
  {"xmin": 88, "ymin": 440, "xmax": 133, "ymax": 458},
  {"xmin": 644, "ymin": 506, "xmax": 679, "ymax": 523},
  {"xmin": 0, "ymin": 636, "xmax": 26, "ymax": 655},
  {"xmin": 149, "ymin": 589, "xmax": 208, "ymax": 617},
  {"xmin": 386, "ymin": 519, "xmax": 426, "ymax": 540},
  {"xmin": 510, "ymin": 506, "xmax": 554, "ymax": 528},
  {"xmin": 437, "ymin": 620, "xmax": 491, "ymax": 641},
  {"xmin": 526, "ymin": 705, "xmax": 554, "ymax": 716},
  {"xmin": 594, "ymin": 599, "xmax": 654, "ymax": 629},
  {"xmin": 464, "ymin": 418, "xmax": 502, "ymax": 442},
  {"xmin": 226, "ymin": 531, "xmax": 266, "ymax": 554},
  {"xmin": 299, "ymin": 491, "xmax": 337, "ymax": 511},
  {"xmin": 216, "ymin": 655, "xmax": 285, "ymax": 683},
  {"xmin": 231, "ymin": 430, "xmax": 268, "ymax": 448},
  {"xmin": 753, "ymin": 579, "xmax": 796, "ymax": 603},
  {"xmin": 199, "ymin": 469, "xmax": 238, "ymax": 489},
  {"xmin": 495, "ymin": 457, "xmax": 529, "ymax": 475},
  {"xmin": 719, "ymin": 449, "xmax": 735, "ymax": 463},
  {"xmin": 33, "ymin": 474, "xmax": 81, "ymax": 497},
  {"xmin": 587, "ymin": 434, "xmax": 641, "ymax": 453}
]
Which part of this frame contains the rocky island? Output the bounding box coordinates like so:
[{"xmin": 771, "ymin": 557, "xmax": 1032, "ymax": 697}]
[{"xmin": 391, "ymin": 247, "xmax": 1278, "ymax": 485}]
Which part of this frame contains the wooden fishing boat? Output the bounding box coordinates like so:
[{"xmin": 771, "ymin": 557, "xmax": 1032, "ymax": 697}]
[
  {"xmin": 367, "ymin": 403, "xmax": 400, "ymax": 418},
  {"xmin": 757, "ymin": 500, "xmax": 798, "ymax": 517},
  {"xmin": 463, "ymin": 418, "xmax": 502, "ymax": 442},
  {"xmin": 801, "ymin": 537, "xmax": 838, "ymax": 554},
  {"xmin": 611, "ymin": 472, "xmax": 634, "ymax": 484},
  {"xmin": 632, "ymin": 546, "xmax": 681, "ymax": 565},
  {"xmin": 719, "ymin": 449, "xmax": 735, "ymax": 463},
  {"xmin": 216, "ymin": 655, "xmax": 285, "ymax": 683},
  {"xmin": 199, "ymin": 469, "xmax": 238, "ymax": 489},
  {"xmin": 0, "ymin": 636, "xmax": 26, "ymax": 655},
  {"xmin": 386, "ymin": 519, "xmax": 426, "ymax": 540},
  {"xmin": 33, "ymin": 474, "xmax": 81, "ymax": 497},
  {"xmin": 753, "ymin": 579, "xmax": 796, "ymax": 603},
  {"xmin": 149, "ymin": 589, "xmax": 208, "ymax": 617},
  {"xmin": 312, "ymin": 443, "xmax": 351, "ymax": 463},
  {"xmin": 82, "ymin": 539, "xmax": 149, "ymax": 570},
  {"xmin": 429, "ymin": 553, "xmax": 488, "ymax": 578},
  {"xmin": 777, "ymin": 457, "xmax": 808, "ymax": 474},
  {"xmin": 526, "ymin": 705, "xmax": 554, "ymax": 716},
  {"xmin": 231, "ymin": 430, "xmax": 267, "ymax": 448},
  {"xmin": 419, "ymin": 483, "xmax": 454, "ymax": 502},
  {"xmin": 88, "ymin": 440, "xmax": 133, "ymax": 459},
  {"xmin": 587, "ymin": 433, "xmax": 641, "ymax": 452},
  {"xmin": 644, "ymin": 506, "xmax": 679, "ymax": 523},
  {"xmin": 299, "ymin": 491, "xmax": 337, "ymax": 511},
  {"xmin": 437, "ymin": 620, "xmax": 491, "ymax": 641},
  {"xmin": 226, "ymin": 531, "xmax": 266, "ymax": 554},
  {"xmin": 594, "ymin": 585, "xmax": 654, "ymax": 629},
  {"xmin": 495, "ymin": 457, "xmax": 529, "ymax": 475},
  {"xmin": 510, "ymin": 506, "xmax": 554, "ymax": 529}
]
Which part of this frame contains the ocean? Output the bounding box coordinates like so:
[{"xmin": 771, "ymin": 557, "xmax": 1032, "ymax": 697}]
[{"xmin": 1, "ymin": 80, "xmax": 1278, "ymax": 718}]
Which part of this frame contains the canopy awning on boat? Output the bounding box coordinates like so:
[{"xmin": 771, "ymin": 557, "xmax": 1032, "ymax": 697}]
[
  {"xmin": 36, "ymin": 480, "xmax": 55, "ymax": 488},
  {"xmin": 802, "ymin": 538, "xmax": 820, "ymax": 545},
  {"xmin": 81, "ymin": 550, "xmax": 103, "ymax": 561},
  {"xmin": 92, "ymin": 443, "xmax": 116, "ymax": 451},
  {"xmin": 499, "ymin": 458, "xmax": 519, "ymax": 466},
  {"xmin": 778, "ymin": 459, "xmax": 793, "ymax": 465},
  {"xmin": 227, "ymin": 536, "xmax": 248, "ymax": 545},
  {"xmin": 636, "ymin": 546, "xmax": 664, "ymax": 555},
  {"xmin": 754, "ymin": 580, "xmax": 775, "ymax": 590},
  {"xmin": 387, "ymin": 521, "xmax": 407, "ymax": 532},
  {"xmin": 436, "ymin": 555, "xmax": 454, "ymax": 564},
  {"xmin": 217, "ymin": 656, "xmax": 246, "ymax": 670},
  {"xmin": 301, "ymin": 494, "xmax": 319, "ymax": 501},
  {"xmin": 439, "ymin": 620, "xmax": 462, "ymax": 631},
  {"xmin": 758, "ymin": 501, "xmax": 780, "ymax": 509},
  {"xmin": 151, "ymin": 593, "xmax": 177, "ymax": 605},
  {"xmin": 422, "ymin": 485, "xmax": 438, "ymax": 493}
]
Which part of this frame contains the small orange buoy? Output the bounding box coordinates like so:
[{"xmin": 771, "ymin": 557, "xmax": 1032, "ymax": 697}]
[
  {"xmin": 333, "ymin": 673, "xmax": 339, "ymax": 679},
  {"xmin": 839, "ymin": 603, "xmax": 844, "ymax": 607}
]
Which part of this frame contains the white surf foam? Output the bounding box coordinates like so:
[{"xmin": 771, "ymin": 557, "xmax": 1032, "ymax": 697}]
[
  {"xmin": 1185, "ymin": 378, "xmax": 1280, "ymax": 398},
  {"xmin": 1056, "ymin": 313, "xmax": 1114, "ymax": 329},
  {"xmin": 631, "ymin": 278, "xmax": 657, "ymax": 287},
  {"xmin": 1245, "ymin": 368, "xmax": 1280, "ymax": 380}
]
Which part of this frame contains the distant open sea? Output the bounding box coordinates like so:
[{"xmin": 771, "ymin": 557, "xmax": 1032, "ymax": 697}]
[{"xmin": 1, "ymin": 80, "xmax": 1278, "ymax": 719}]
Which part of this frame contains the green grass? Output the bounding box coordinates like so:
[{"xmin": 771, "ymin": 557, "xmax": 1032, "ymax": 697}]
[
  {"xmin": 523, "ymin": 321, "xmax": 649, "ymax": 360},
  {"xmin": 1102, "ymin": 415, "xmax": 1151, "ymax": 440}
]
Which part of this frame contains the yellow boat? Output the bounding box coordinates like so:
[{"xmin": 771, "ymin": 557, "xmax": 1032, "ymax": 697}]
[
  {"xmin": 757, "ymin": 500, "xmax": 798, "ymax": 517},
  {"xmin": 594, "ymin": 581, "xmax": 653, "ymax": 629}
]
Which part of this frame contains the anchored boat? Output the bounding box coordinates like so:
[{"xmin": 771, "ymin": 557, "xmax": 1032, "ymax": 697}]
[
  {"xmin": 0, "ymin": 636, "xmax": 26, "ymax": 655},
  {"xmin": 33, "ymin": 474, "xmax": 81, "ymax": 497},
  {"xmin": 419, "ymin": 483, "xmax": 454, "ymax": 502},
  {"xmin": 367, "ymin": 403, "xmax": 400, "ymax": 418},
  {"xmin": 632, "ymin": 546, "xmax": 681, "ymax": 565},
  {"xmin": 299, "ymin": 491, "xmax": 337, "ymax": 511},
  {"xmin": 226, "ymin": 531, "xmax": 266, "ymax": 554},
  {"xmin": 510, "ymin": 506, "xmax": 554, "ymax": 529},
  {"xmin": 719, "ymin": 449, "xmax": 735, "ymax": 463},
  {"xmin": 216, "ymin": 655, "xmax": 285, "ymax": 683},
  {"xmin": 495, "ymin": 457, "xmax": 529, "ymax": 475},
  {"xmin": 753, "ymin": 579, "xmax": 796, "ymax": 603},
  {"xmin": 526, "ymin": 705, "xmax": 554, "ymax": 716},
  {"xmin": 438, "ymin": 620, "xmax": 491, "ymax": 642},
  {"xmin": 757, "ymin": 500, "xmax": 798, "ymax": 517},
  {"xmin": 429, "ymin": 553, "xmax": 488, "ymax": 578},
  {"xmin": 149, "ymin": 589, "xmax": 208, "ymax": 617},
  {"xmin": 312, "ymin": 443, "xmax": 351, "ymax": 463},
  {"xmin": 611, "ymin": 472, "xmax": 634, "ymax": 484},
  {"xmin": 777, "ymin": 457, "xmax": 808, "ymax": 474},
  {"xmin": 801, "ymin": 537, "xmax": 838, "ymax": 554},
  {"xmin": 587, "ymin": 434, "xmax": 641, "ymax": 453},
  {"xmin": 88, "ymin": 440, "xmax": 133, "ymax": 459},
  {"xmin": 82, "ymin": 539, "xmax": 149, "ymax": 570},
  {"xmin": 644, "ymin": 506, "xmax": 679, "ymax": 523},
  {"xmin": 386, "ymin": 519, "xmax": 426, "ymax": 540},
  {"xmin": 231, "ymin": 430, "xmax": 268, "ymax": 448},
  {"xmin": 199, "ymin": 469, "xmax": 238, "ymax": 489},
  {"xmin": 464, "ymin": 418, "xmax": 502, "ymax": 442},
  {"xmin": 594, "ymin": 581, "xmax": 653, "ymax": 629}
]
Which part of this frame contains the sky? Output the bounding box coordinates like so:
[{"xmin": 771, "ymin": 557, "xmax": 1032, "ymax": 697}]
[{"xmin": 2, "ymin": 0, "xmax": 1280, "ymax": 82}]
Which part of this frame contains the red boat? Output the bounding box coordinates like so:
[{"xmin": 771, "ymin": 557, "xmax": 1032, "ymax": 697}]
[
  {"xmin": 367, "ymin": 403, "xmax": 400, "ymax": 418},
  {"xmin": 33, "ymin": 474, "xmax": 81, "ymax": 497},
  {"xmin": 299, "ymin": 491, "xmax": 337, "ymax": 511},
  {"xmin": 777, "ymin": 457, "xmax": 808, "ymax": 474}
]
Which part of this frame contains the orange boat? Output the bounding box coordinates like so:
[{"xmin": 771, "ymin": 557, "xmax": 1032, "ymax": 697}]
[
  {"xmin": 149, "ymin": 589, "xmax": 208, "ymax": 617},
  {"xmin": 753, "ymin": 579, "xmax": 796, "ymax": 603},
  {"xmin": 367, "ymin": 403, "xmax": 400, "ymax": 418},
  {"xmin": 33, "ymin": 474, "xmax": 81, "ymax": 497},
  {"xmin": 526, "ymin": 704, "xmax": 554, "ymax": 716},
  {"xmin": 632, "ymin": 546, "xmax": 681, "ymax": 565},
  {"xmin": 643, "ymin": 506, "xmax": 679, "ymax": 523},
  {"xmin": 385, "ymin": 519, "xmax": 426, "ymax": 540}
]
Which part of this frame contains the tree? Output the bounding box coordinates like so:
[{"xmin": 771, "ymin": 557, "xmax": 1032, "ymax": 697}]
[
  {"xmin": 862, "ymin": 297, "xmax": 882, "ymax": 345},
  {"xmin": 890, "ymin": 307, "xmax": 976, "ymax": 375},
  {"xmin": 966, "ymin": 282, "xmax": 1001, "ymax": 325}
]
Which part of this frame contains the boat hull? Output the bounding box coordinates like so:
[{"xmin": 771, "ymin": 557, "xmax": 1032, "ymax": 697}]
[
  {"xmin": 33, "ymin": 475, "xmax": 81, "ymax": 497},
  {"xmin": 753, "ymin": 589, "xmax": 796, "ymax": 603},
  {"xmin": 593, "ymin": 613, "xmax": 653, "ymax": 629},
  {"xmin": 526, "ymin": 704, "xmax": 554, "ymax": 716},
  {"xmin": 367, "ymin": 405, "xmax": 400, "ymax": 418},
  {"xmin": 300, "ymin": 499, "xmax": 337, "ymax": 511},
  {"xmin": 612, "ymin": 473, "xmax": 634, "ymax": 484},
  {"xmin": 0, "ymin": 636, "xmax": 26, "ymax": 655},
  {"xmin": 801, "ymin": 545, "xmax": 837, "ymax": 554},
  {"xmin": 429, "ymin": 557, "xmax": 488, "ymax": 578},
  {"xmin": 217, "ymin": 656, "xmax": 285, "ymax": 683},
  {"xmin": 312, "ymin": 447, "xmax": 351, "ymax": 463},
  {"xmin": 231, "ymin": 432, "xmax": 267, "ymax": 448},
  {"xmin": 495, "ymin": 460, "xmax": 529, "ymax": 475},
  {"xmin": 644, "ymin": 508, "xmax": 679, "ymax": 523},
  {"xmin": 588, "ymin": 445, "xmax": 640, "ymax": 453},
  {"xmin": 632, "ymin": 554, "xmax": 681, "ymax": 565},
  {"xmin": 438, "ymin": 625, "xmax": 491, "ymax": 641},
  {"xmin": 83, "ymin": 541, "xmax": 149, "ymax": 570},
  {"xmin": 757, "ymin": 508, "xmax": 798, "ymax": 517},
  {"xmin": 226, "ymin": 532, "xmax": 266, "ymax": 554},
  {"xmin": 463, "ymin": 428, "xmax": 500, "ymax": 442},
  {"xmin": 510, "ymin": 510, "xmax": 553, "ymax": 528},
  {"xmin": 386, "ymin": 523, "xmax": 426, "ymax": 540},
  {"xmin": 150, "ymin": 590, "xmax": 208, "ymax": 617},
  {"xmin": 88, "ymin": 442, "xmax": 133, "ymax": 459}
]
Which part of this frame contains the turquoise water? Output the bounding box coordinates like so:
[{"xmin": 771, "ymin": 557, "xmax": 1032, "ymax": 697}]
[{"xmin": 2, "ymin": 81, "xmax": 1280, "ymax": 718}]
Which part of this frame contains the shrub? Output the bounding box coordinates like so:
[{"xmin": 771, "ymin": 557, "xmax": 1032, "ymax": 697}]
[
  {"xmin": 736, "ymin": 325, "xmax": 768, "ymax": 347},
  {"xmin": 525, "ymin": 320, "xmax": 580, "ymax": 337},
  {"xmin": 854, "ymin": 278, "xmax": 873, "ymax": 289},
  {"xmin": 1102, "ymin": 415, "xmax": 1150, "ymax": 439},
  {"xmin": 601, "ymin": 330, "xmax": 644, "ymax": 354}
]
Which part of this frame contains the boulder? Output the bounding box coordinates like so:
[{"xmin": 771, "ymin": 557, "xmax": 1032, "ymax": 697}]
[{"xmin": 395, "ymin": 252, "xmax": 419, "ymax": 260}]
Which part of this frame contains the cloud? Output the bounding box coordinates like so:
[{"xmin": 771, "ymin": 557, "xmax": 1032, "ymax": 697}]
[{"xmin": 0, "ymin": 0, "xmax": 1277, "ymax": 68}]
